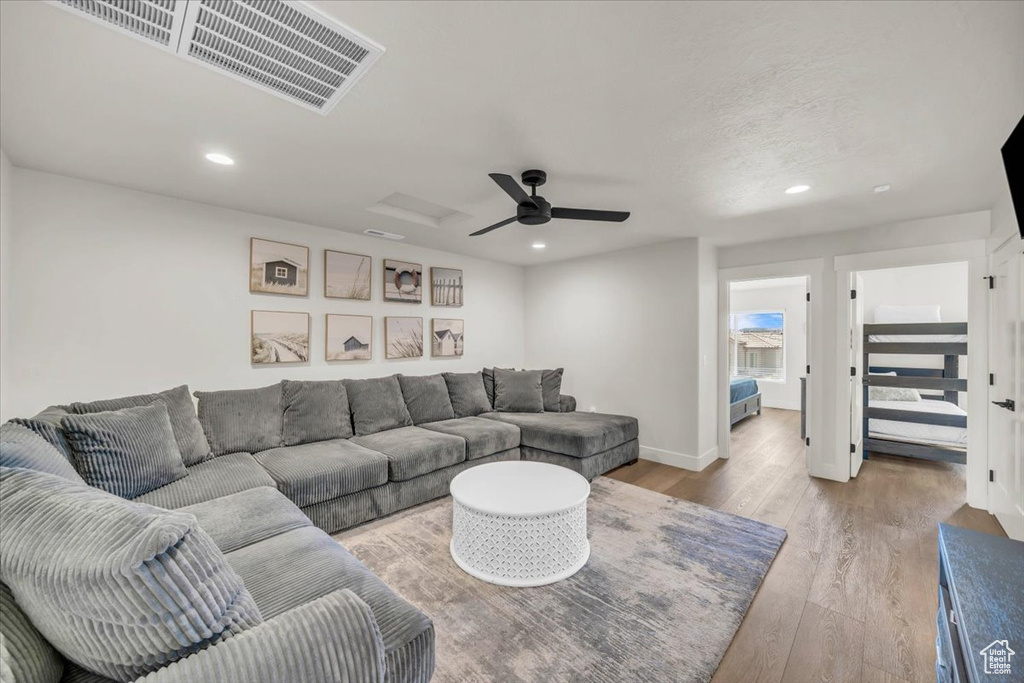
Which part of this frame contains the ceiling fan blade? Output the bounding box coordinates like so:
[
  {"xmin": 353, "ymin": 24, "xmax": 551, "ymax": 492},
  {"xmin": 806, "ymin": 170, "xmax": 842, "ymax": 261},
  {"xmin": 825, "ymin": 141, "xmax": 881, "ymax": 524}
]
[
  {"xmin": 489, "ymin": 173, "xmax": 537, "ymax": 208},
  {"xmin": 551, "ymin": 207, "xmax": 630, "ymax": 222},
  {"xmin": 469, "ymin": 216, "xmax": 518, "ymax": 236}
]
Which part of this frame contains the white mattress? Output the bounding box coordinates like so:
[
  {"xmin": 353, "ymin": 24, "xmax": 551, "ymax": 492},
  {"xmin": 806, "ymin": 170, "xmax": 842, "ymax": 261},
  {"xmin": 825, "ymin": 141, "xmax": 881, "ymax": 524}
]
[
  {"xmin": 868, "ymin": 334, "xmax": 967, "ymax": 344},
  {"xmin": 868, "ymin": 399, "xmax": 967, "ymax": 449}
]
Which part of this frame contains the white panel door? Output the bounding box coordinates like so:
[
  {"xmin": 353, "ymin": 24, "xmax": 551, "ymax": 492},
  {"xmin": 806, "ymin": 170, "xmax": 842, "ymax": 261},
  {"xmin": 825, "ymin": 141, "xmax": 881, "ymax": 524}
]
[
  {"xmin": 850, "ymin": 274, "xmax": 865, "ymax": 477},
  {"xmin": 988, "ymin": 241, "xmax": 1023, "ymax": 540}
]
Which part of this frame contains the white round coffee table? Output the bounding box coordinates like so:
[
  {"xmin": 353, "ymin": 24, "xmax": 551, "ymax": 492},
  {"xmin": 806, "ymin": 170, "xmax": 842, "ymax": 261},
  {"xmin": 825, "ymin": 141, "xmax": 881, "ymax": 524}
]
[{"xmin": 449, "ymin": 461, "xmax": 590, "ymax": 587}]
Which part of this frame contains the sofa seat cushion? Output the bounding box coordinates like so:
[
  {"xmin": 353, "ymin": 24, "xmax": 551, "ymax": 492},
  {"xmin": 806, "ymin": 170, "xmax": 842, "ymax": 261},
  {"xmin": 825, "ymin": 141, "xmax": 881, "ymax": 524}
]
[
  {"xmin": 480, "ymin": 411, "xmax": 639, "ymax": 458},
  {"xmin": 180, "ymin": 487, "xmax": 312, "ymax": 554},
  {"xmin": 226, "ymin": 526, "xmax": 433, "ymax": 680},
  {"xmin": 133, "ymin": 452, "xmax": 275, "ymax": 509},
  {"xmin": 253, "ymin": 440, "xmax": 389, "ymax": 508},
  {"xmin": 351, "ymin": 427, "xmax": 465, "ymax": 482},
  {"xmin": 419, "ymin": 417, "xmax": 520, "ymax": 460}
]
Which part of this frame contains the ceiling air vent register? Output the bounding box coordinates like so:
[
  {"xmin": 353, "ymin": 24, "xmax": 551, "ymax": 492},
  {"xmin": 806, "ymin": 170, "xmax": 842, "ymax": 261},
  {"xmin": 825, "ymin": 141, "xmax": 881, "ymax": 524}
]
[{"xmin": 50, "ymin": 0, "xmax": 384, "ymax": 114}]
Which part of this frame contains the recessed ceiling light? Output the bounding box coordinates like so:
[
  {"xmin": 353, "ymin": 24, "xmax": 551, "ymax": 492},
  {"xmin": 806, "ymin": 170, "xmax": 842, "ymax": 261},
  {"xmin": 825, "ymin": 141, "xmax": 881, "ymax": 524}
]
[
  {"xmin": 873, "ymin": 184, "xmax": 891, "ymax": 193},
  {"xmin": 204, "ymin": 152, "xmax": 235, "ymax": 166},
  {"xmin": 532, "ymin": 243, "xmax": 546, "ymax": 250},
  {"xmin": 784, "ymin": 185, "xmax": 810, "ymax": 194}
]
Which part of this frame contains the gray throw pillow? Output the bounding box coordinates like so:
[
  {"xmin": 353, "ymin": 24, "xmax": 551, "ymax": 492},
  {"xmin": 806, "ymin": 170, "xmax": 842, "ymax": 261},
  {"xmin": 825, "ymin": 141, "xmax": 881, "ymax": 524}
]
[
  {"xmin": 0, "ymin": 422, "xmax": 84, "ymax": 484},
  {"xmin": 0, "ymin": 466, "xmax": 262, "ymax": 682},
  {"xmin": 0, "ymin": 582, "xmax": 64, "ymax": 683},
  {"xmin": 10, "ymin": 406, "xmax": 74, "ymax": 462},
  {"xmin": 398, "ymin": 374, "xmax": 456, "ymax": 425},
  {"xmin": 70, "ymin": 385, "xmax": 212, "ymax": 466},
  {"xmin": 442, "ymin": 372, "xmax": 492, "ymax": 417},
  {"xmin": 61, "ymin": 403, "xmax": 188, "ymax": 500},
  {"xmin": 343, "ymin": 376, "xmax": 414, "ymax": 436},
  {"xmin": 540, "ymin": 368, "xmax": 564, "ymax": 412},
  {"xmin": 493, "ymin": 369, "xmax": 544, "ymax": 413},
  {"xmin": 194, "ymin": 384, "xmax": 284, "ymax": 455},
  {"xmin": 281, "ymin": 380, "xmax": 353, "ymax": 445}
]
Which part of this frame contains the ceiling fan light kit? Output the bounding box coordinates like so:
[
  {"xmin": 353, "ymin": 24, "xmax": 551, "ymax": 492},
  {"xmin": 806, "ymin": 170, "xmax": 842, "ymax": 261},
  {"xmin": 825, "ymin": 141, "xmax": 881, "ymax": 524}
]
[{"xmin": 471, "ymin": 169, "xmax": 631, "ymax": 236}]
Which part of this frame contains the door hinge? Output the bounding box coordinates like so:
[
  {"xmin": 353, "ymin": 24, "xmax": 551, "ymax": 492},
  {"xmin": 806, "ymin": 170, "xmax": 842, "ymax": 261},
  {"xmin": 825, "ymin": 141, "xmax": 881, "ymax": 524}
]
[
  {"xmin": 990, "ymin": 469, "xmax": 995, "ymax": 483},
  {"xmin": 806, "ymin": 292, "xmax": 811, "ymax": 302},
  {"xmin": 990, "ymin": 373, "xmax": 995, "ymax": 386},
  {"xmin": 850, "ymin": 366, "xmax": 856, "ymax": 377},
  {"xmin": 851, "ymin": 289, "xmax": 857, "ymax": 299},
  {"xmin": 986, "ymin": 275, "xmax": 995, "ymax": 289},
  {"xmin": 806, "ymin": 365, "xmax": 811, "ymax": 374},
  {"xmin": 805, "ymin": 437, "xmax": 810, "ymax": 446},
  {"xmin": 850, "ymin": 443, "xmax": 856, "ymax": 453}
]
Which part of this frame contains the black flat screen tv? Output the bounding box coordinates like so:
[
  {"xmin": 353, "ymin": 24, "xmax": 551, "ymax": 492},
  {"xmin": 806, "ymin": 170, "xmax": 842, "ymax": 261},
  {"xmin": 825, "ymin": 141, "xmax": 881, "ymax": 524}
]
[{"xmin": 1001, "ymin": 114, "xmax": 1024, "ymax": 239}]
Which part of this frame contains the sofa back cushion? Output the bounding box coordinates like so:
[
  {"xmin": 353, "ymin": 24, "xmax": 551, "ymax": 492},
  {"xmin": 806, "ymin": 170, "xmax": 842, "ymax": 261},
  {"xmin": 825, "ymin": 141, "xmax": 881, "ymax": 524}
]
[
  {"xmin": 397, "ymin": 374, "xmax": 456, "ymax": 425},
  {"xmin": 69, "ymin": 385, "xmax": 211, "ymax": 466},
  {"xmin": 0, "ymin": 466, "xmax": 262, "ymax": 682},
  {"xmin": 0, "ymin": 582, "xmax": 64, "ymax": 683},
  {"xmin": 9, "ymin": 406, "xmax": 74, "ymax": 462},
  {"xmin": 540, "ymin": 368, "xmax": 565, "ymax": 412},
  {"xmin": 492, "ymin": 369, "xmax": 544, "ymax": 413},
  {"xmin": 1, "ymin": 422, "xmax": 85, "ymax": 484},
  {"xmin": 61, "ymin": 403, "xmax": 188, "ymax": 500},
  {"xmin": 194, "ymin": 384, "xmax": 284, "ymax": 455},
  {"xmin": 343, "ymin": 376, "xmax": 414, "ymax": 436},
  {"xmin": 442, "ymin": 372, "xmax": 491, "ymax": 417},
  {"xmin": 281, "ymin": 380, "xmax": 353, "ymax": 445}
]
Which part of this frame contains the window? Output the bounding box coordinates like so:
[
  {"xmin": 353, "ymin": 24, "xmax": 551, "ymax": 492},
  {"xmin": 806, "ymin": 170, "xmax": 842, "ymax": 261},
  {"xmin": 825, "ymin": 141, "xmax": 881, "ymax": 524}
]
[
  {"xmin": 729, "ymin": 310, "xmax": 785, "ymax": 381},
  {"xmin": 275, "ymin": 266, "xmax": 289, "ymax": 278}
]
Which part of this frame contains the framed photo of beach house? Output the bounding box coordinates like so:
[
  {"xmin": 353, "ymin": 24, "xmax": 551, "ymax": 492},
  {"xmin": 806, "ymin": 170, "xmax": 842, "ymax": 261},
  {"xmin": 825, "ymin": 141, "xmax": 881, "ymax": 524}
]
[
  {"xmin": 431, "ymin": 318, "xmax": 464, "ymax": 357},
  {"xmin": 326, "ymin": 314, "xmax": 373, "ymax": 361},
  {"xmin": 325, "ymin": 250, "xmax": 371, "ymax": 300},
  {"xmin": 250, "ymin": 238, "xmax": 309, "ymax": 296}
]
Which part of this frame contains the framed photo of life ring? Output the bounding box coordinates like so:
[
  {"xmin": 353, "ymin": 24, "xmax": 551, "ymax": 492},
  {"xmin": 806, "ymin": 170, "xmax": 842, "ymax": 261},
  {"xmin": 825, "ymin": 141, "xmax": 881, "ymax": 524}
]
[{"xmin": 383, "ymin": 259, "xmax": 423, "ymax": 303}]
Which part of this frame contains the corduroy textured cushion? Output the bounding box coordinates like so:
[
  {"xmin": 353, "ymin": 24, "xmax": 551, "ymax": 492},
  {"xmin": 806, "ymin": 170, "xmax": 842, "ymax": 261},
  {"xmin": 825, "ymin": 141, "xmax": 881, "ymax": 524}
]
[
  {"xmin": 61, "ymin": 403, "xmax": 188, "ymax": 500},
  {"xmin": 0, "ymin": 467, "xmax": 263, "ymax": 683},
  {"xmin": 492, "ymin": 369, "xmax": 544, "ymax": 413},
  {"xmin": 441, "ymin": 372, "xmax": 491, "ymax": 418},
  {"xmin": 194, "ymin": 384, "xmax": 284, "ymax": 455},
  {"xmin": 9, "ymin": 405, "xmax": 74, "ymax": 462},
  {"xmin": 343, "ymin": 376, "xmax": 414, "ymax": 437},
  {"xmin": 69, "ymin": 385, "xmax": 211, "ymax": 466},
  {"xmin": 397, "ymin": 375, "xmax": 455, "ymax": 425},
  {"xmin": 281, "ymin": 380, "xmax": 353, "ymax": 446},
  {"xmin": 132, "ymin": 452, "xmax": 275, "ymax": 510},
  {"xmin": 540, "ymin": 368, "xmax": 565, "ymax": 412},
  {"xmin": 1, "ymin": 422, "xmax": 85, "ymax": 484},
  {"xmin": 0, "ymin": 582, "xmax": 64, "ymax": 683}
]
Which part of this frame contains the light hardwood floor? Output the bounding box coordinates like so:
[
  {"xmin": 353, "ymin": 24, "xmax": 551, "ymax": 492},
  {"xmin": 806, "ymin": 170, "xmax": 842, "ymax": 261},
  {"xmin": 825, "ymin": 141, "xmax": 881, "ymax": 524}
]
[{"xmin": 605, "ymin": 407, "xmax": 1005, "ymax": 683}]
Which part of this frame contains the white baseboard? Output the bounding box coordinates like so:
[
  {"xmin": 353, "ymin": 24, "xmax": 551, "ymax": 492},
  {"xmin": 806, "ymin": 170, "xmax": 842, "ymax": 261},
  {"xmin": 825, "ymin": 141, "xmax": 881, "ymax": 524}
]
[{"xmin": 639, "ymin": 444, "xmax": 718, "ymax": 472}]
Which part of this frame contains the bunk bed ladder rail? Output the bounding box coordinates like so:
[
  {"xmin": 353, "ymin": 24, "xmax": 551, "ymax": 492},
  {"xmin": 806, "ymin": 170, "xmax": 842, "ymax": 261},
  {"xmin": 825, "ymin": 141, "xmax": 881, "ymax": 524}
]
[{"xmin": 862, "ymin": 322, "xmax": 968, "ymax": 466}]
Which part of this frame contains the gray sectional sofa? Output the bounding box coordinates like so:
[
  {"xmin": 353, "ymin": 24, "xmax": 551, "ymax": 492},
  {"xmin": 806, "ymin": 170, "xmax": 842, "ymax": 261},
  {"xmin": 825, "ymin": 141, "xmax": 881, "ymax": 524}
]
[{"xmin": 0, "ymin": 369, "xmax": 639, "ymax": 683}]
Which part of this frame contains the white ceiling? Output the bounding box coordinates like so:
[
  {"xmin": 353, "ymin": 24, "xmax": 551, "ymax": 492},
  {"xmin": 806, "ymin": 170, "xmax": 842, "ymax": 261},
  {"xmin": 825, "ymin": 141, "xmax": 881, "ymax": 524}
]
[{"xmin": 1, "ymin": 1, "xmax": 1021, "ymax": 266}]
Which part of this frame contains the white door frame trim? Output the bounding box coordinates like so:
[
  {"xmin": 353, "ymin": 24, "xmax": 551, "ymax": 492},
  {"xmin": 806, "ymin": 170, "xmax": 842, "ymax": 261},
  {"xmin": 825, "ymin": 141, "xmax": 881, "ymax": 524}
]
[
  {"xmin": 718, "ymin": 258, "xmax": 825, "ymax": 473},
  {"xmin": 832, "ymin": 239, "xmax": 989, "ymax": 508}
]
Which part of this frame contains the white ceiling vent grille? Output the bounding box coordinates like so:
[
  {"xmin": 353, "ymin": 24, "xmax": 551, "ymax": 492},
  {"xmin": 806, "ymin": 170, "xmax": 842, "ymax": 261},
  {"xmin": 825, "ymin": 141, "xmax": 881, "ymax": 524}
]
[{"xmin": 47, "ymin": 0, "xmax": 384, "ymax": 114}]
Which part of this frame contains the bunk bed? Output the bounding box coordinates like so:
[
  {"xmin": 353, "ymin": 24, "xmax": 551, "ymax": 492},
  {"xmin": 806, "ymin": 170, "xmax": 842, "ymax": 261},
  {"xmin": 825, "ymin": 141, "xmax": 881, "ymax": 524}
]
[
  {"xmin": 862, "ymin": 321, "xmax": 967, "ymax": 464},
  {"xmin": 730, "ymin": 377, "xmax": 761, "ymax": 426}
]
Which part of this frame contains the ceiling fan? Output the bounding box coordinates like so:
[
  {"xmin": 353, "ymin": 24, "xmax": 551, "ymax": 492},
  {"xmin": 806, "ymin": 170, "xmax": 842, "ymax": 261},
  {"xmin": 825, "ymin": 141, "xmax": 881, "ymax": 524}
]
[{"xmin": 470, "ymin": 170, "xmax": 630, "ymax": 236}]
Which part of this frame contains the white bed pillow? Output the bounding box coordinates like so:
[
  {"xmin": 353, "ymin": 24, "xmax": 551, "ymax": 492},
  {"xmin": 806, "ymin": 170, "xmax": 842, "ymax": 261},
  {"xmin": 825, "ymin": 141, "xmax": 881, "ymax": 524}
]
[
  {"xmin": 874, "ymin": 304, "xmax": 941, "ymax": 324},
  {"xmin": 868, "ymin": 371, "xmax": 922, "ymax": 402}
]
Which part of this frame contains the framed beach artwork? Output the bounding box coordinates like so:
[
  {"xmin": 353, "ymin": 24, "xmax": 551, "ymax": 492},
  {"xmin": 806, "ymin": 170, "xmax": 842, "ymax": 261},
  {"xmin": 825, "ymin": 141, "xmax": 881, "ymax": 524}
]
[
  {"xmin": 250, "ymin": 238, "xmax": 309, "ymax": 296},
  {"xmin": 325, "ymin": 250, "xmax": 371, "ymax": 300},
  {"xmin": 326, "ymin": 314, "xmax": 372, "ymax": 361},
  {"xmin": 385, "ymin": 317, "xmax": 423, "ymax": 359},
  {"xmin": 251, "ymin": 310, "xmax": 310, "ymax": 364},
  {"xmin": 430, "ymin": 267, "xmax": 463, "ymax": 307},
  {"xmin": 383, "ymin": 259, "xmax": 422, "ymax": 303},
  {"xmin": 431, "ymin": 318, "xmax": 464, "ymax": 357}
]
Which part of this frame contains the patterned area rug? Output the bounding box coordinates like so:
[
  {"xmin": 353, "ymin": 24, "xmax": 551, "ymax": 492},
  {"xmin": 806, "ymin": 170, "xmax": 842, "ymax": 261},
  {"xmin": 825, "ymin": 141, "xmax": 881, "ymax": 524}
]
[{"xmin": 335, "ymin": 477, "xmax": 786, "ymax": 683}]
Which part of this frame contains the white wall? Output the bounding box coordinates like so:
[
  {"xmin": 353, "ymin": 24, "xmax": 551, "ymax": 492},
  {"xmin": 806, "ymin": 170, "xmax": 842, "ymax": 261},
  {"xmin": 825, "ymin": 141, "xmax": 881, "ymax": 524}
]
[
  {"xmin": 861, "ymin": 261, "xmax": 969, "ymax": 324},
  {"xmin": 697, "ymin": 239, "xmax": 719, "ymax": 457},
  {"xmin": 523, "ymin": 238, "xmax": 716, "ymax": 469},
  {"xmin": 729, "ymin": 279, "xmax": 807, "ymax": 411},
  {"xmin": 2, "ymin": 169, "xmax": 525, "ymax": 419},
  {"xmin": 0, "ymin": 150, "xmax": 13, "ymax": 420}
]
